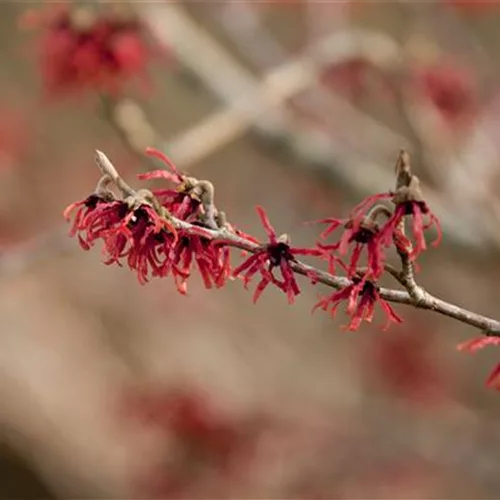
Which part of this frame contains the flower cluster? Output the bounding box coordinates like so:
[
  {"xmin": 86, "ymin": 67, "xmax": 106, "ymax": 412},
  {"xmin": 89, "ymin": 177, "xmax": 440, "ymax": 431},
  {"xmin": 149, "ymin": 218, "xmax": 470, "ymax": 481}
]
[
  {"xmin": 308, "ymin": 151, "xmax": 441, "ymax": 330},
  {"xmin": 64, "ymin": 149, "xmax": 236, "ymax": 293},
  {"xmin": 21, "ymin": 4, "xmax": 160, "ymax": 97},
  {"xmin": 64, "ymin": 148, "xmax": 442, "ymax": 332},
  {"xmin": 319, "ymin": 51, "xmax": 478, "ymax": 131}
]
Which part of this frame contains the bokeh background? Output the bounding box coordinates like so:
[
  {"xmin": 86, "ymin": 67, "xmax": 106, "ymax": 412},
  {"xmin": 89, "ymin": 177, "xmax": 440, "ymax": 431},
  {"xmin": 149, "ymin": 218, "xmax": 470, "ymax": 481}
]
[{"xmin": 2, "ymin": 1, "xmax": 500, "ymax": 498}]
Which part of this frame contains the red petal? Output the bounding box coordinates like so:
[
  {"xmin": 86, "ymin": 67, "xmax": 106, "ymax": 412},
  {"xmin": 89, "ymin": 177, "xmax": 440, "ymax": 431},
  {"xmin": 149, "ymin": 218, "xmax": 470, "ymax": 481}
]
[
  {"xmin": 252, "ymin": 276, "xmax": 270, "ymax": 303},
  {"xmin": 137, "ymin": 169, "xmax": 180, "ymax": 183},
  {"xmin": 486, "ymin": 363, "xmax": 500, "ymax": 389},
  {"xmin": 457, "ymin": 336, "xmax": 500, "ymax": 352},
  {"xmin": 255, "ymin": 206, "xmax": 277, "ymax": 243},
  {"xmin": 145, "ymin": 147, "xmax": 183, "ymax": 181}
]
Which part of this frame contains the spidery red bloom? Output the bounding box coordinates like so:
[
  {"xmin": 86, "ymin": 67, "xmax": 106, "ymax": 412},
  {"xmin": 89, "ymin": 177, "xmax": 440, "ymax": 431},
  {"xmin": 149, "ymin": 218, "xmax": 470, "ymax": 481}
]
[
  {"xmin": 167, "ymin": 228, "xmax": 232, "ymax": 295},
  {"xmin": 379, "ymin": 181, "xmax": 441, "ymax": 261},
  {"xmin": 63, "ymin": 193, "xmax": 128, "ymax": 250},
  {"xmin": 234, "ymin": 207, "xmax": 321, "ymax": 304},
  {"xmin": 141, "ymin": 147, "xmax": 218, "ymax": 226},
  {"xmin": 348, "ymin": 154, "xmax": 442, "ymax": 262},
  {"xmin": 64, "ymin": 189, "xmax": 181, "ymax": 285},
  {"xmin": 313, "ymin": 275, "xmax": 402, "ymax": 331},
  {"xmin": 102, "ymin": 204, "xmax": 179, "ymax": 285},
  {"xmin": 22, "ymin": 4, "xmax": 159, "ymax": 97},
  {"xmin": 313, "ymin": 215, "xmax": 385, "ymax": 279}
]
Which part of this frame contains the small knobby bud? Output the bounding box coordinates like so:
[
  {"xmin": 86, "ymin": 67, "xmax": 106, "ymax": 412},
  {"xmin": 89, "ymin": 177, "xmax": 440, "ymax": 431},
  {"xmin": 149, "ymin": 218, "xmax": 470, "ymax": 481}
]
[{"xmin": 395, "ymin": 149, "xmax": 413, "ymax": 190}]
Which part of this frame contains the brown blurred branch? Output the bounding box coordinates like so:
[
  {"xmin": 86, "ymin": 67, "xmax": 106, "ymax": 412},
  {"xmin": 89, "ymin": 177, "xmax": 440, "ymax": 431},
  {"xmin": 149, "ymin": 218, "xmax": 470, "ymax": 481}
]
[{"xmin": 94, "ymin": 149, "xmax": 500, "ymax": 337}]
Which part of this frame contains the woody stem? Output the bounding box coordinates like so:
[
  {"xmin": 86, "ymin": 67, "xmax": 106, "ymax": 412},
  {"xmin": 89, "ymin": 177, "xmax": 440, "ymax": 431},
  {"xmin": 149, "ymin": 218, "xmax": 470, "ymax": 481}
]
[{"xmin": 94, "ymin": 150, "xmax": 500, "ymax": 337}]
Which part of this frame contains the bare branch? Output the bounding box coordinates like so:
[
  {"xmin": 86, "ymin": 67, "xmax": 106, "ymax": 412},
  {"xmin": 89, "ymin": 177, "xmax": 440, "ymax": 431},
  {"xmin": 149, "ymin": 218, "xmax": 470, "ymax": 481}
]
[{"xmin": 95, "ymin": 150, "xmax": 135, "ymax": 197}]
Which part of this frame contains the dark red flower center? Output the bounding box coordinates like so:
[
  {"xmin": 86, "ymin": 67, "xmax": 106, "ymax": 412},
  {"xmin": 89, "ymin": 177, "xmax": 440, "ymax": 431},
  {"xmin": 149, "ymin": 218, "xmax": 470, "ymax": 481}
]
[
  {"xmin": 266, "ymin": 241, "xmax": 294, "ymax": 267},
  {"xmin": 351, "ymin": 226, "xmax": 377, "ymax": 244},
  {"xmin": 360, "ymin": 279, "xmax": 377, "ymax": 298},
  {"xmin": 84, "ymin": 194, "xmax": 102, "ymax": 209}
]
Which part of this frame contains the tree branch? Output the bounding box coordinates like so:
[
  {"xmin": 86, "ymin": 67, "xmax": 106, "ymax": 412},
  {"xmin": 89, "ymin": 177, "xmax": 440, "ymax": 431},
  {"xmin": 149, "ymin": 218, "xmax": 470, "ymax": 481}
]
[{"xmin": 94, "ymin": 150, "xmax": 500, "ymax": 337}]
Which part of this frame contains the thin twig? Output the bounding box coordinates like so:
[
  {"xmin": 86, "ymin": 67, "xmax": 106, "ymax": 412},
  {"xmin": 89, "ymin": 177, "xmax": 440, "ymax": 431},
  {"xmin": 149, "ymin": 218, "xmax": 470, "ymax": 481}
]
[
  {"xmin": 393, "ymin": 151, "xmax": 427, "ymax": 305},
  {"xmin": 95, "ymin": 150, "xmax": 500, "ymax": 337}
]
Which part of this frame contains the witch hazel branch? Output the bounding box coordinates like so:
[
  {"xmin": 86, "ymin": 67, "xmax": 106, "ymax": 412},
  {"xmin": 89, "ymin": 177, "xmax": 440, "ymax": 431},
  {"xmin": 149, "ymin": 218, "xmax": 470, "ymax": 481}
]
[{"xmin": 64, "ymin": 147, "xmax": 500, "ymax": 383}]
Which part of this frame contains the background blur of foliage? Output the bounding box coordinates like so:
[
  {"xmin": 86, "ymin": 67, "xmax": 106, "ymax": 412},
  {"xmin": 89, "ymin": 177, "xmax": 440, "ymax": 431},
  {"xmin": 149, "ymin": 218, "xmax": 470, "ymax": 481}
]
[{"xmin": 2, "ymin": 1, "xmax": 500, "ymax": 498}]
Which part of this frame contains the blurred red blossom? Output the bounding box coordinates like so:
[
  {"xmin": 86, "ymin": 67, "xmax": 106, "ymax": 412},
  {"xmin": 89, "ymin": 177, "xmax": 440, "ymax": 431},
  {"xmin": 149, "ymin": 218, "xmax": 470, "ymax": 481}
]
[
  {"xmin": 20, "ymin": 4, "xmax": 162, "ymax": 97},
  {"xmin": 321, "ymin": 57, "xmax": 392, "ymax": 101},
  {"xmin": 0, "ymin": 106, "xmax": 30, "ymax": 168},
  {"xmin": 444, "ymin": 0, "xmax": 500, "ymax": 12},
  {"xmin": 121, "ymin": 387, "xmax": 262, "ymax": 498},
  {"xmin": 412, "ymin": 61, "xmax": 478, "ymax": 128},
  {"xmin": 366, "ymin": 326, "xmax": 449, "ymax": 406}
]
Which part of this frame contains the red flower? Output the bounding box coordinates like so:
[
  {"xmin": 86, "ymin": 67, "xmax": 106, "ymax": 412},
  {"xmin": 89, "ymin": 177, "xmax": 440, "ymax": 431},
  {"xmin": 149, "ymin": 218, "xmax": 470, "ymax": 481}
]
[
  {"xmin": 101, "ymin": 204, "xmax": 179, "ymax": 285},
  {"xmin": 140, "ymin": 148, "xmax": 209, "ymax": 223},
  {"xmin": 63, "ymin": 193, "xmax": 128, "ymax": 250},
  {"xmin": 167, "ymin": 228, "xmax": 232, "ymax": 295},
  {"xmin": 64, "ymin": 194, "xmax": 180, "ymax": 284},
  {"xmin": 23, "ymin": 4, "xmax": 157, "ymax": 97},
  {"xmin": 313, "ymin": 275, "xmax": 402, "ymax": 331},
  {"xmin": 378, "ymin": 199, "xmax": 441, "ymax": 261},
  {"xmin": 349, "ymin": 178, "xmax": 441, "ymax": 261},
  {"xmin": 234, "ymin": 207, "xmax": 320, "ymax": 304},
  {"xmin": 412, "ymin": 61, "xmax": 477, "ymax": 127},
  {"xmin": 314, "ymin": 215, "xmax": 384, "ymax": 279}
]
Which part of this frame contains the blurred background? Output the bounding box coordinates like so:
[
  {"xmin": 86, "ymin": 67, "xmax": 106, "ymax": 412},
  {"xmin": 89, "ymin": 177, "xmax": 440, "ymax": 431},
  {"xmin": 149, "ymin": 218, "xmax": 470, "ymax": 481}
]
[{"xmin": 2, "ymin": 0, "xmax": 500, "ymax": 498}]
